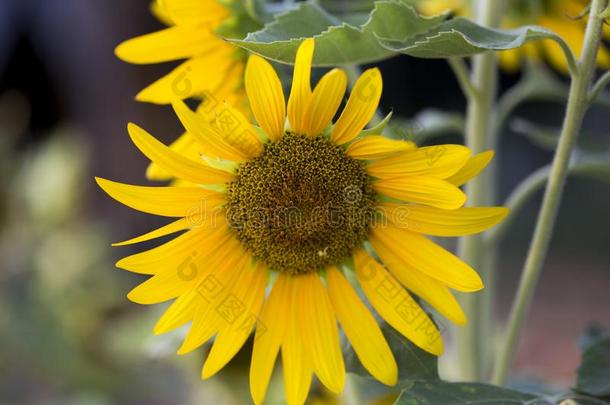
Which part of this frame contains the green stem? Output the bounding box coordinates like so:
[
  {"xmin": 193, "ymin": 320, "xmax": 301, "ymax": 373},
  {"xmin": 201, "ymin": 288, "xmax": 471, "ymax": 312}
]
[
  {"xmin": 455, "ymin": 0, "xmax": 502, "ymax": 382},
  {"xmin": 485, "ymin": 158, "xmax": 610, "ymax": 247},
  {"xmin": 448, "ymin": 58, "xmax": 479, "ymax": 100},
  {"xmin": 485, "ymin": 165, "xmax": 551, "ymax": 246},
  {"xmin": 492, "ymin": 64, "xmax": 568, "ymax": 137},
  {"xmin": 491, "ymin": 0, "xmax": 608, "ymax": 386},
  {"xmin": 588, "ymin": 69, "xmax": 610, "ymax": 102}
]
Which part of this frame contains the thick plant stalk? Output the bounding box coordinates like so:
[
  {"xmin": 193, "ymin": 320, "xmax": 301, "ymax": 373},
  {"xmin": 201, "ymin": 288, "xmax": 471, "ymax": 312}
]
[
  {"xmin": 491, "ymin": 0, "xmax": 608, "ymax": 385},
  {"xmin": 455, "ymin": 0, "xmax": 502, "ymax": 381}
]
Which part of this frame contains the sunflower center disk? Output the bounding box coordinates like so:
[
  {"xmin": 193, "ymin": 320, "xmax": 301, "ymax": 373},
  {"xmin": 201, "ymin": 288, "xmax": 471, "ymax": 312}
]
[{"xmin": 226, "ymin": 133, "xmax": 376, "ymax": 274}]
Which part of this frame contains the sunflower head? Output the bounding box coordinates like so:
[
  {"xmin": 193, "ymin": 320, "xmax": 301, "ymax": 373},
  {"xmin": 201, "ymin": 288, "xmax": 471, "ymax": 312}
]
[
  {"xmin": 226, "ymin": 132, "xmax": 377, "ymax": 274},
  {"xmin": 98, "ymin": 38, "xmax": 508, "ymax": 405}
]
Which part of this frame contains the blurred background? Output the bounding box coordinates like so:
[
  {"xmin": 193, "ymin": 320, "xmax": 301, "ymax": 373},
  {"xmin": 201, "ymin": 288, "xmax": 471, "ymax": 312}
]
[{"xmin": 0, "ymin": 0, "xmax": 608, "ymax": 403}]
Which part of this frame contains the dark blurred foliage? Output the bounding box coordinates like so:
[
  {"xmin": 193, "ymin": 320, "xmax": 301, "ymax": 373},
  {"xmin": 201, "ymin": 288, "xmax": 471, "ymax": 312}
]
[{"xmin": 0, "ymin": 0, "xmax": 608, "ymax": 403}]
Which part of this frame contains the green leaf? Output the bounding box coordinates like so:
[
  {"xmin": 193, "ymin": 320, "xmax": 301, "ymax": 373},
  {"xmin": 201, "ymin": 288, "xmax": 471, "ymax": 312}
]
[
  {"xmin": 569, "ymin": 151, "xmax": 610, "ymax": 186},
  {"xmin": 510, "ymin": 118, "xmax": 560, "ymax": 151},
  {"xmin": 394, "ymin": 381, "xmax": 551, "ymax": 405},
  {"xmin": 579, "ymin": 323, "xmax": 608, "ymax": 351},
  {"xmin": 577, "ymin": 336, "xmax": 610, "ymax": 397},
  {"xmin": 510, "ymin": 118, "xmax": 610, "ymax": 152},
  {"xmin": 318, "ymin": 0, "xmax": 376, "ymax": 14},
  {"xmin": 230, "ymin": 1, "xmax": 449, "ymax": 66},
  {"xmin": 386, "ymin": 110, "xmax": 464, "ymax": 144},
  {"xmin": 377, "ymin": 17, "xmax": 570, "ymax": 59},
  {"xmin": 345, "ymin": 322, "xmax": 439, "ymax": 381}
]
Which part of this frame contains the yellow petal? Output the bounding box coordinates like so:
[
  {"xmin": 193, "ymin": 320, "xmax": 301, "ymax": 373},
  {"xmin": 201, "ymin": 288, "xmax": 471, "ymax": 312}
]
[
  {"xmin": 162, "ymin": 0, "xmax": 229, "ymax": 26},
  {"xmin": 148, "ymin": 69, "xmax": 247, "ymax": 179},
  {"xmin": 374, "ymin": 176, "xmax": 466, "ymax": 210},
  {"xmin": 116, "ymin": 219, "xmax": 232, "ymax": 274},
  {"xmin": 112, "ymin": 217, "xmax": 191, "ymax": 246},
  {"xmin": 178, "ymin": 300, "xmax": 224, "ymax": 354},
  {"xmin": 116, "ymin": 228, "xmax": 203, "ymax": 274},
  {"xmin": 547, "ymin": 41, "xmax": 572, "ymax": 73},
  {"xmin": 282, "ymin": 336, "xmax": 312, "ymax": 405},
  {"xmin": 245, "ymin": 55, "xmax": 286, "ymax": 140},
  {"xmin": 304, "ymin": 68, "xmax": 347, "ymax": 137},
  {"xmin": 178, "ymin": 252, "xmax": 250, "ymax": 354},
  {"xmin": 154, "ymin": 287, "xmax": 199, "ymax": 334},
  {"xmin": 326, "ymin": 267, "xmax": 398, "ymax": 386},
  {"xmin": 146, "ymin": 132, "xmax": 199, "ymax": 181},
  {"xmin": 202, "ymin": 262, "xmax": 268, "ymax": 378},
  {"xmin": 371, "ymin": 225, "xmax": 483, "ymax": 292},
  {"xmin": 331, "ymin": 68, "xmax": 382, "ymax": 145},
  {"xmin": 127, "ymin": 123, "xmax": 233, "ymax": 184},
  {"xmin": 378, "ymin": 203, "xmax": 508, "ymax": 237},
  {"xmin": 96, "ymin": 177, "xmax": 224, "ymax": 217},
  {"xmin": 127, "ymin": 233, "xmax": 243, "ymax": 305},
  {"xmin": 604, "ymin": 21, "xmax": 610, "ymax": 41},
  {"xmin": 346, "ymin": 136, "xmax": 416, "ymax": 160},
  {"xmin": 282, "ymin": 277, "xmax": 313, "ymax": 405},
  {"xmin": 127, "ymin": 265, "xmax": 196, "ymax": 305},
  {"xmin": 446, "ymin": 150, "xmax": 494, "ymax": 186},
  {"xmin": 353, "ymin": 249, "xmax": 443, "ymax": 355},
  {"xmin": 300, "ymin": 273, "xmax": 345, "ymax": 393},
  {"xmin": 172, "ymin": 100, "xmax": 248, "ymax": 161},
  {"xmin": 370, "ymin": 233, "xmax": 467, "ymax": 325},
  {"xmin": 169, "ymin": 178, "xmax": 196, "ymax": 188},
  {"xmin": 287, "ymin": 39, "xmax": 315, "ymax": 134},
  {"xmin": 366, "ymin": 145, "xmax": 471, "ymax": 179},
  {"xmin": 250, "ymin": 274, "xmax": 291, "ymax": 405},
  {"xmin": 498, "ymin": 49, "xmax": 522, "ymax": 73},
  {"xmin": 209, "ymin": 103, "xmax": 263, "ymax": 158},
  {"xmin": 135, "ymin": 47, "xmax": 235, "ymax": 104},
  {"xmin": 194, "ymin": 63, "xmax": 246, "ymax": 122},
  {"xmin": 150, "ymin": 0, "xmax": 173, "ymax": 25},
  {"xmin": 115, "ymin": 26, "xmax": 218, "ymax": 64}
]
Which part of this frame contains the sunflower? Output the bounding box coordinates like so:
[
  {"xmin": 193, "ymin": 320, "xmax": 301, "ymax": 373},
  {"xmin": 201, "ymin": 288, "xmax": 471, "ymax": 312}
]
[
  {"xmin": 116, "ymin": 0, "xmax": 250, "ymax": 105},
  {"xmin": 97, "ymin": 39, "xmax": 508, "ymax": 405},
  {"xmin": 116, "ymin": 0, "xmax": 256, "ymax": 182},
  {"xmin": 418, "ymin": 0, "xmax": 610, "ymax": 73}
]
